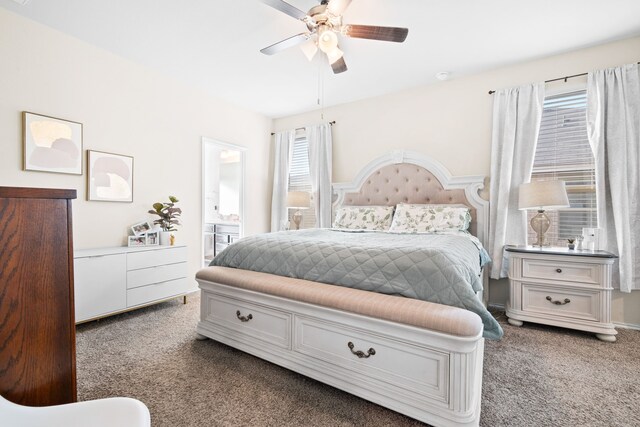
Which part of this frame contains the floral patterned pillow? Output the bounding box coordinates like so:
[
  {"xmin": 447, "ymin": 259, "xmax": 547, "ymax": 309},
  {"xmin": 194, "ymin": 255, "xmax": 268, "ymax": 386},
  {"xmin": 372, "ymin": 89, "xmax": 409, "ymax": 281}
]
[
  {"xmin": 389, "ymin": 204, "xmax": 471, "ymax": 233},
  {"xmin": 333, "ymin": 206, "xmax": 395, "ymax": 231}
]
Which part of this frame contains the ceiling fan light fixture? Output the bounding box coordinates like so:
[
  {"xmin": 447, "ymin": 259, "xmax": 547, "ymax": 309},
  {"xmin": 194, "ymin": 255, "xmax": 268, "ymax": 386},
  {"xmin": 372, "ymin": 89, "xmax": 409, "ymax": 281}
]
[
  {"xmin": 326, "ymin": 47, "xmax": 344, "ymax": 65},
  {"xmin": 318, "ymin": 29, "xmax": 338, "ymax": 53}
]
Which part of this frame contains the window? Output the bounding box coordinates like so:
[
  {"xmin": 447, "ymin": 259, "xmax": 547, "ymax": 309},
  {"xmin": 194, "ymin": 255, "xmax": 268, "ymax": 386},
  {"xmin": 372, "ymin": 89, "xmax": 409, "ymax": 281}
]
[
  {"xmin": 288, "ymin": 132, "xmax": 316, "ymax": 229},
  {"xmin": 528, "ymin": 90, "xmax": 597, "ymax": 246}
]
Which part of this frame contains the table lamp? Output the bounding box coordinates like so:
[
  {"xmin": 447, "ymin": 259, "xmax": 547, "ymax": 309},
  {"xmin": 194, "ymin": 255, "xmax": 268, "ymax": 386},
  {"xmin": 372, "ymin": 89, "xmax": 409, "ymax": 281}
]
[
  {"xmin": 286, "ymin": 191, "xmax": 310, "ymax": 230},
  {"xmin": 518, "ymin": 181, "xmax": 570, "ymax": 247}
]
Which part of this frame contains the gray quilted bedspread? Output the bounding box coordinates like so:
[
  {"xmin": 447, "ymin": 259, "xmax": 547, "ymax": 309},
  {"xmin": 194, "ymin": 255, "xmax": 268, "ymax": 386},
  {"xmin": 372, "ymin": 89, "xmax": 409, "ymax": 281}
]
[{"xmin": 210, "ymin": 229, "xmax": 503, "ymax": 339}]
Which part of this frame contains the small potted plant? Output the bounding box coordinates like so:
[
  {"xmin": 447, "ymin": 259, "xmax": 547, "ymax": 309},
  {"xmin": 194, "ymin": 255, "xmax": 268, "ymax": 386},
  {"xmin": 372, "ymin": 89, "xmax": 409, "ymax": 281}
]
[
  {"xmin": 148, "ymin": 196, "xmax": 182, "ymax": 245},
  {"xmin": 567, "ymin": 238, "xmax": 576, "ymax": 250}
]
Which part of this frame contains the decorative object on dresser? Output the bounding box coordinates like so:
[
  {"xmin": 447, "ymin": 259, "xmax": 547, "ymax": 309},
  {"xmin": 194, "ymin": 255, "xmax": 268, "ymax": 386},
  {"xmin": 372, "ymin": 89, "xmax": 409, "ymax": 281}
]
[
  {"xmin": 23, "ymin": 112, "xmax": 83, "ymax": 175},
  {"xmin": 148, "ymin": 195, "xmax": 182, "ymax": 245},
  {"xmin": 87, "ymin": 150, "xmax": 134, "ymax": 202},
  {"xmin": 74, "ymin": 245, "xmax": 191, "ymax": 323},
  {"xmin": 0, "ymin": 187, "xmax": 77, "ymax": 406},
  {"xmin": 286, "ymin": 191, "xmax": 310, "ymax": 230},
  {"xmin": 505, "ymin": 245, "xmax": 617, "ymax": 342},
  {"xmin": 518, "ymin": 180, "xmax": 570, "ymax": 247}
]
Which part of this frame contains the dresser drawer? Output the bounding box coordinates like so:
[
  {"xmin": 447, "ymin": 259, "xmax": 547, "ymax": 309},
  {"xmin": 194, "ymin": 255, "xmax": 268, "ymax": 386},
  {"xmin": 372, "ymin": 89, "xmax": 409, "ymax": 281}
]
[
  {"xmin": 215, "ymin": 224, "xmax": 239, "ymax": 234},
  {"xmin": 127, "ymin": 262, "xmax": 187, "ymax": 289},
  {"xmin": 522, "ymin": 259, "xmax": 600, "ymax": 285},
  {"xmin": 127, "ymin": 278, "xmax": 188, "ymax": 307},
  {"xmin": 214, "ymin": 234, "xmax": 231, "ymax": 244},
  {"xmin": 201, "ymin": 293, "xmax": 291, "ymax": 349},
  {"xmin": 127, "ymin": 246, "xmax": 187, "ymax": 270},
  {"xmin": 293, "ymin": 316, "xmax": 449, "ymax": 404},
  {"xmin": 521, "ymin": 283, "xmax": 600, "ymax": 321}
]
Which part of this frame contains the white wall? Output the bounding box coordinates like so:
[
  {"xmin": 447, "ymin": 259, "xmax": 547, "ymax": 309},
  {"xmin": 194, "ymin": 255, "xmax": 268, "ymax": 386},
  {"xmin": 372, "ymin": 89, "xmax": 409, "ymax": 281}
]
[
  {"xmin": 274, "ymin": 36, "xmax": 640, "ymax": 327},
  {"xmin": 0, "ymin": 9, "xmax": 272, "ymax": 287}
]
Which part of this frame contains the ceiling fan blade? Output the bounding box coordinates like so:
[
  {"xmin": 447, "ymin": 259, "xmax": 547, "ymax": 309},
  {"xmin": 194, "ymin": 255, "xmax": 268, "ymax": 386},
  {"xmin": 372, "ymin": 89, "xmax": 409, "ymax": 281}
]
[
  {"xmin": 331, "ymin": 56, "xmax": 348, "ymax": 74},
  {"xmin": 261, "ymin": 0, "xmax": 308, "ymax": 20},
  {"xmin": 327, "ymin": 0, "xmax": 353, "ymax": 16},
  {"xmin": 343, "ymin": 25, "xmax": 409, "ymax": 43},
  {"xmin": 260, "ymin": 33, "xmax": 311, "ymax": 55}
]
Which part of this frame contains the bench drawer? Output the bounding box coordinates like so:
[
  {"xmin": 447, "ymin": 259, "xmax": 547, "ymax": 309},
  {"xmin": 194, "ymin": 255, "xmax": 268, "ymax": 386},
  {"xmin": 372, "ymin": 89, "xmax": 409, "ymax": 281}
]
[
  {"xmin": 522, "ymin": 283, "xmax": 600, "ymax": 321},
  {"xmin": 294, "ymin": 316, "xmax": 449, "ymax": 404},
  {"xmin": 201, "ymin": 293, "xmax": 291, "ymax": 349}
]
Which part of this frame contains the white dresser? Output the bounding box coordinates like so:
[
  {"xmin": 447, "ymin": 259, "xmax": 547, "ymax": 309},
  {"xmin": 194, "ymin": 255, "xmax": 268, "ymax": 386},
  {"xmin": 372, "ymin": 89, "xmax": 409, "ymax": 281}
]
[
  {"xmin": 505, "ymin": 245, "xmax": 617, "ymax": 342},
  {"xmin": 74, "ymin": 245, "xmax": 191, "ymax": 323}
]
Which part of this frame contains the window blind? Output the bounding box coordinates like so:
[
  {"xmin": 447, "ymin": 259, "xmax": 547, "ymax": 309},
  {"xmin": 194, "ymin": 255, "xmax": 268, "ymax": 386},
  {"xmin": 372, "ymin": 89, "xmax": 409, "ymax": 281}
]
[
  {"xmin": 528, "ymin": 90, "xmax": 597, "ymax": 245},
  {"xmin": 288, "ymin": 133, "xmax": 316, "ymax": 229}
]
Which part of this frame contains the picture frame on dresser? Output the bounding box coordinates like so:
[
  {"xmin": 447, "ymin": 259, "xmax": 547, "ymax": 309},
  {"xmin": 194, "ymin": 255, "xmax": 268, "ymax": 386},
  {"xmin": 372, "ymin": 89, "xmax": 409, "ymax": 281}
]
[
  {"xmin": 128, "ymin": 235, "xmax": 147, "ymax": 247},
  {"xmin": 145, "ymin": 231, "xmax": 159, "ymax": 246},
  {"xmin": 131, "ymin": 221, "xmax": 153, "ymax": 236},
  {"xmin": 505, "ymin": 245, "xmax": 618, "ymax": 342}
]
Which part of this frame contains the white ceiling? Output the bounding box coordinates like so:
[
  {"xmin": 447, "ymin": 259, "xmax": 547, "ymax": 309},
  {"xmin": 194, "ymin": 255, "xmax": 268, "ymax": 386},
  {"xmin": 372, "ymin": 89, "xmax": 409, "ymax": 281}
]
[{"xmin": 2, "ymin": 0, "xmax": 640, "ymax": 118}]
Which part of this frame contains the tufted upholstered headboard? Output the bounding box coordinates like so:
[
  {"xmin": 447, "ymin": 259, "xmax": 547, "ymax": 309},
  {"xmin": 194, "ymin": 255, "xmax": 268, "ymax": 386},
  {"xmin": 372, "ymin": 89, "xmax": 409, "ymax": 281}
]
[{"xmin": 332, "ymin": 150, "xmax": 489, "ymax": 247}]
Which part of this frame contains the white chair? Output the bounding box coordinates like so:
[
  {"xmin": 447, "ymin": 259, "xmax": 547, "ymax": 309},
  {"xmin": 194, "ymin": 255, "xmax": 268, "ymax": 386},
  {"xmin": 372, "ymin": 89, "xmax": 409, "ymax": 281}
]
[{"xmin": 0, "ymin": 395, "xmax": 151, "ymax": 427}]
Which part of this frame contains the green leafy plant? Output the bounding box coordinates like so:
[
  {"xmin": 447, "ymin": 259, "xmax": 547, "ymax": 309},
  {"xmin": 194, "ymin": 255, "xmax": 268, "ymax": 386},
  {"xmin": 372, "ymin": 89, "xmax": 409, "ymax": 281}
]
[
  {"xmin": 148, "ymin": 196, "xmax": 182, "ymax": 231},
  {"xmin": 567, "ymin": 238, "xmax": 575, "ymax": 244}
]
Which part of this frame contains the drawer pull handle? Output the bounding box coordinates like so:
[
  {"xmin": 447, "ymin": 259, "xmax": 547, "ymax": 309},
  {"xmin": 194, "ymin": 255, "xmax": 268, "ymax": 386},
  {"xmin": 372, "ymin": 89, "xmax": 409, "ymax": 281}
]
[
  {"xmin": 347, "ymin": 342, "xmax": 376, "ymax": 359},
  {"xmin": 546, "ymin": 296, "xmax": 571, "ymax": 305},
  {"xmin": 556, "ymin": 268, "xmax": 563, "ymax": 273},
  {"xmin": 236, "ymin": 310, "xmax": 253, "ymax": 322}
]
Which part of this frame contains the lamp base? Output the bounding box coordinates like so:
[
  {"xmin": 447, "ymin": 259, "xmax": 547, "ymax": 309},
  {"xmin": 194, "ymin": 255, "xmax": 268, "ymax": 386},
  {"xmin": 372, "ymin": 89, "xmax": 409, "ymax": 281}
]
[
  {"xmin": 530, "ymin": 209, "xmax": 550, "ymax": 247},
  {"xmin": 292, "ymin": 210, "xmax": 303, "ymax": 230}
]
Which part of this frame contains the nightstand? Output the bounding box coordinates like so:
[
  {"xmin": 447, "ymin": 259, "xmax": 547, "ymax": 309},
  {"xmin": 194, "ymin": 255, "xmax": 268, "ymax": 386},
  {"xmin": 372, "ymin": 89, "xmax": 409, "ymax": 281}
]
[{"xmin": 505, "ymin": 245, "xmax": 618, "ymax": 342}]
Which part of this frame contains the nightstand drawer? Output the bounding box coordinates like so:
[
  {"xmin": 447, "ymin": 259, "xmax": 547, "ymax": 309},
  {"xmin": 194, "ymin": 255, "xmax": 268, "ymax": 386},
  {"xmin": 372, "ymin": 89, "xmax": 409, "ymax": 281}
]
[
  {"xmin": 522, "ymin": 259, "xmax": 600, "ymax": 285},
  {"xmin": 522, "ymin": 283, "xmax": 599, "ymax": 321}
]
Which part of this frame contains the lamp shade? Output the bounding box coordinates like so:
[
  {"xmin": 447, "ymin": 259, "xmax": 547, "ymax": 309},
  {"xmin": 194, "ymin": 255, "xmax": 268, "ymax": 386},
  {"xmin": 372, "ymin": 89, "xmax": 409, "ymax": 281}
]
[
  {"xmin": 286, "ymin": 191, "xmax": 310, "ymax": 209},
  {"xmin": 518, "ymin": 181, "xmax": 570, "ymax": 210}
]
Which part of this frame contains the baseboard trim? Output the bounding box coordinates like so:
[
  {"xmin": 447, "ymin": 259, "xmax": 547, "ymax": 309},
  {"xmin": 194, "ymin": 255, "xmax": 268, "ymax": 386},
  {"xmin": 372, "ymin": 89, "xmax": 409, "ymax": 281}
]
[{"xmin": 614, "ymin": 321, "xmax": 640, "ymax": 331}]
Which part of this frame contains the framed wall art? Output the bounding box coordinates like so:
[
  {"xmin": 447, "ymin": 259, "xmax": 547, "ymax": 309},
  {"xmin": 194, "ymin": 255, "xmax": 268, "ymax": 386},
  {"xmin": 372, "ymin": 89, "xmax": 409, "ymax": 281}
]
[
  {"xmin": 87, "ymin": 150, "xmax": 134, "ymax": 202},
  {"xmin": 23, "ymin": 112, "xmax": 83, "ymax": 175}
]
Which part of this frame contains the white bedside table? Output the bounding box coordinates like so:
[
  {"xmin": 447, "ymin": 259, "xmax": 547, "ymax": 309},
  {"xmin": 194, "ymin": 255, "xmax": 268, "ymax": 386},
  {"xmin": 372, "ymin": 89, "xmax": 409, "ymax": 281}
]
[{"xmin": 505, "ymin": 245, "xmax": 618, "ymax": 342}]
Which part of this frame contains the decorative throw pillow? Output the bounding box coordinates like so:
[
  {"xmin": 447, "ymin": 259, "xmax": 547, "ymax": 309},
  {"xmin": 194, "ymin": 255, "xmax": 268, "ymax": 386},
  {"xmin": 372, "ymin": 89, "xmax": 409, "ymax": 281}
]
[
  {"xmin": 332, "ymin": 206, "xmax": 395, "ymax": 231},
  {"xmin": 389, "ymin": 204, "xmax": 471, "ymax": 233}
]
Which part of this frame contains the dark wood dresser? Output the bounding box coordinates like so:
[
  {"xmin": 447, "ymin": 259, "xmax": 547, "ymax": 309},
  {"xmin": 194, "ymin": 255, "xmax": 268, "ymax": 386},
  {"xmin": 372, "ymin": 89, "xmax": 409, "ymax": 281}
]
[{"xmin": 0, "ymin": 187, "xmax": 77, "ymax": 406}]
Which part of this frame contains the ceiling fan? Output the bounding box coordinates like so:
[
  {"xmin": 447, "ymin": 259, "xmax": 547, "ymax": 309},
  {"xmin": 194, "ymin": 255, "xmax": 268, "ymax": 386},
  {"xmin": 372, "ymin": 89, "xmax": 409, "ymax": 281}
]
[{"xmin": 260, "ymin": 0, "xmax": 409, "ymax": 74}]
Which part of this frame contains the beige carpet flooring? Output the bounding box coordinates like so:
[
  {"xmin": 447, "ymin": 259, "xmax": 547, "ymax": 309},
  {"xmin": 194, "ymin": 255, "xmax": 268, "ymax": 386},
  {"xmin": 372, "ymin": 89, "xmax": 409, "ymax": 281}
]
[{"xmin": 76, "ymin": 293, "xmax": 640, "ymax": 427}]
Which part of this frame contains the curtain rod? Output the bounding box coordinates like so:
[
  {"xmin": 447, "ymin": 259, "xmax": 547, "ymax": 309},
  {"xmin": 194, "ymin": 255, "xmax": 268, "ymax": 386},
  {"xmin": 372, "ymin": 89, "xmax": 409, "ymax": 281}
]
[
  {"xmin": 270, "ymin": 121, "xmax": 335, "ymax": 136},
  {"xmin": 488, "ymin": 62, "xmax": 640, "ymax": 95}
]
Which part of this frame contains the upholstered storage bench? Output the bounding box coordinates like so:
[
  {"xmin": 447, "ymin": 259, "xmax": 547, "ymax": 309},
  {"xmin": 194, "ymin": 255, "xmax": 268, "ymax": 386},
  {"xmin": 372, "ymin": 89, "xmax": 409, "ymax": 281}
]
[{"xmin": 196, "ymin": 267, "xmax": 485, "ymax": 427}]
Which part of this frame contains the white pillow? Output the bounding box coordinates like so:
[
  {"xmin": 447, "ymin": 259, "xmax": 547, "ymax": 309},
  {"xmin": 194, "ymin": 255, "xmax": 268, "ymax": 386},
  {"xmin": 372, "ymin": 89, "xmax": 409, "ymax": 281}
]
[
  {"xmin": 389, "ymin": 204, "xmax": 471, "ymax": 233},
  {"xmin": 332, "ymin": 205, "xmax": 395, "ymax": 231}
]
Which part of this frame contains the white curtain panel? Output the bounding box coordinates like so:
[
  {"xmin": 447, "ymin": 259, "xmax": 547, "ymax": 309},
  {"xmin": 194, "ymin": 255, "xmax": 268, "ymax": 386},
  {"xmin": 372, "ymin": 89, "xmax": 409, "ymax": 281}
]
[
  {"xmin": 587, "ymin": 63, "xmax": 640, "ymax": 292},
  {"xmin": 306, "ymin": 123, "xmax": 333, "ymax": 228},
  {"xmin": 270, "ymin": 130, "xmax": 295, "ymax": 232},
  {"xmin": 488, "ymin": 83, "xmax": 545, "ymax": 279}
]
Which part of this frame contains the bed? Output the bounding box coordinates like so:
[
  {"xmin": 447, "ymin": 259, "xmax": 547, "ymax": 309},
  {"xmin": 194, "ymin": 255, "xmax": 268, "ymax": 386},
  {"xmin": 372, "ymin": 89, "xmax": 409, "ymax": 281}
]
[{"xmin": 196, "ymin": 150, "xmax": 494, "ymax": 426}]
